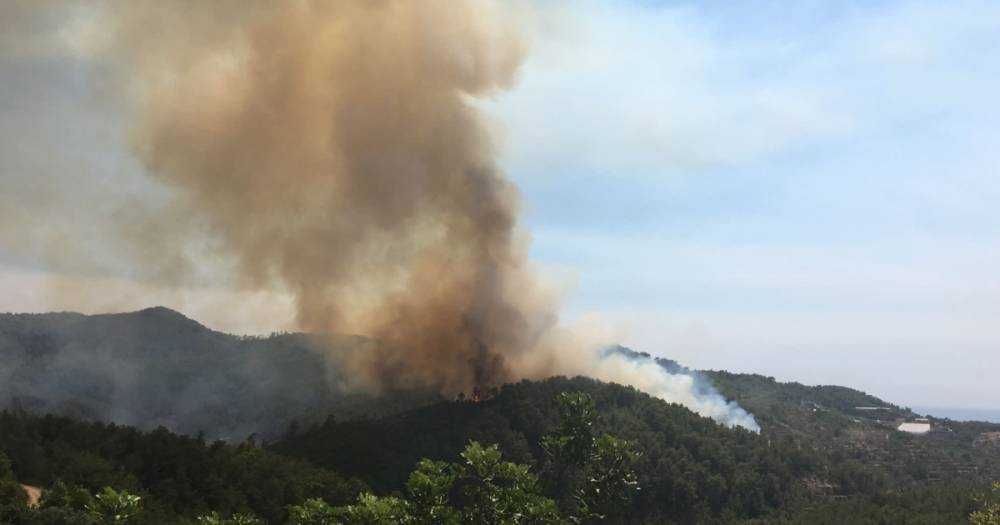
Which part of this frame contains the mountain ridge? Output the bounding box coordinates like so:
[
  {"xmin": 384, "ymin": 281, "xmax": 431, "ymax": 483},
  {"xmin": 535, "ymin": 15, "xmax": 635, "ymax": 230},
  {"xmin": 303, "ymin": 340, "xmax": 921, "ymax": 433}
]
[
  {"xmin": 0, "ymin": 306, "xmax": 920, "ymax": 437},
  {"xmin": 1, "ymin": 307, "xmax": 998, "ymax": 524},
  {"xmin": 0, "ymin": 307, "xmax": 398, "ymax": 440}
]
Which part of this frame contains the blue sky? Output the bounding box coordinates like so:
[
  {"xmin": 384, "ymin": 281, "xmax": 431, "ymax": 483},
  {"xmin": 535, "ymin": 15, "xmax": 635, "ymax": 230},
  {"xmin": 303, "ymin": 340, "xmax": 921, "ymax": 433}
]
[
  {"xmin": 486, "ymin": 0, "xmax": 1000, "ymax": 409},
  {"xmin": 1, "ymin": 0, "xmax": 999, "ymax": 411}
]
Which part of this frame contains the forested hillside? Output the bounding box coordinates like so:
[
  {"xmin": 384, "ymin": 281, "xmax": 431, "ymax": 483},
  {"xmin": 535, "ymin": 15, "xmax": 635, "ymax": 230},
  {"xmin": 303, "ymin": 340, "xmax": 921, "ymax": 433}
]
[
  {"xmin": 271, "ymin": 374, "xmax": 1000, "ymax": 523},
  {"xmin": 707, "ymin": 370, "xmax": 1000, "ymax": 486},
  {"xmin": 275, "ymin": 376, "xmax": 804, "ymax": 522},
  {"xmin": 0, "ymin": 308, "xmax": 437, "ymax": 440},
  {"xmin": 2, "ymin": 309, "xmax": 999, "ymax": 523},
  {"xmin": 0, "ymin": 411, "xmax": 365, "ymax": 523},
  {"xmin": 2, "ymin": 377, "xmax": 995, "ymax": 524}
]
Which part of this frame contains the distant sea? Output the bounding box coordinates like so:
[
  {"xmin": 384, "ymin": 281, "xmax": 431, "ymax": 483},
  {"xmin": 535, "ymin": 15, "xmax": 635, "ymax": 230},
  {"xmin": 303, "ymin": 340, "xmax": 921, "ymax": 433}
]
[{"xmin": 912, "ymin": 406, "xmax": 1000, "ymax": 424}]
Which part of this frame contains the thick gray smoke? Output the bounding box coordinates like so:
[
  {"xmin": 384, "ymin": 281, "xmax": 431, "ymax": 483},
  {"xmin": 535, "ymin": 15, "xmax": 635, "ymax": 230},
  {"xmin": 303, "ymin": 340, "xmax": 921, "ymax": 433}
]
[{"xmin": 0, "ymin": 0, "xmax": 759, "ymax": 431}]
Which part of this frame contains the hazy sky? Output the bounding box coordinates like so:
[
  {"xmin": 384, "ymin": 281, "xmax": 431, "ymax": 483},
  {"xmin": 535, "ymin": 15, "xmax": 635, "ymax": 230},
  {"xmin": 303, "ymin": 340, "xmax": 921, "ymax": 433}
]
[
  {"xmin": 497, "ymin": 0, "xmax": 1000, "ymax": 410},
  {"xmin": 2, "ymin": 1, "xmax": 999, "ymax": 410}
]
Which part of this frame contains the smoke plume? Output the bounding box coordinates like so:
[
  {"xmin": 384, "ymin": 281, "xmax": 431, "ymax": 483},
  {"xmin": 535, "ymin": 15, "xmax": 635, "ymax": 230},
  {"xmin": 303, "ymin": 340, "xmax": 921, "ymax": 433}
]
[
  {"xmin": 1, "ymin": 0, "xmax": 759, "ymax": 431},
  {"xmin": 95, "ymin": 0, "xmax": 547, "ymax": 394}
]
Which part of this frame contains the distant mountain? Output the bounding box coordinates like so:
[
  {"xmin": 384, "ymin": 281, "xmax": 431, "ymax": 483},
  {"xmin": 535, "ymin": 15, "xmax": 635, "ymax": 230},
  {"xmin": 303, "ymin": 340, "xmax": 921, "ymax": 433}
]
[{"xmin": 0, "ymin": 307, "xmax": 438, "ymax": 440}]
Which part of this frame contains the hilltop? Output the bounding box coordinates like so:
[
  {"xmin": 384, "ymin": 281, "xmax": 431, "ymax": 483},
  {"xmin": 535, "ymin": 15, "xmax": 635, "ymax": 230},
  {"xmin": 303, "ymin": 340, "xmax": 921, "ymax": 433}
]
[{"xmin": 0, "ymin": 308, "xmax": 437, "ymax": 440}]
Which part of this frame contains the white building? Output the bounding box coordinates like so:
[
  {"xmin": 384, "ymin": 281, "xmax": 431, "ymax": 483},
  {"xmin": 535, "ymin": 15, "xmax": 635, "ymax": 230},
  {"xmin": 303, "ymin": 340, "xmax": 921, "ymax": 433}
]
[{"xmin": 898, "ymin": 422, "xmax": 931, "ymax": 434}]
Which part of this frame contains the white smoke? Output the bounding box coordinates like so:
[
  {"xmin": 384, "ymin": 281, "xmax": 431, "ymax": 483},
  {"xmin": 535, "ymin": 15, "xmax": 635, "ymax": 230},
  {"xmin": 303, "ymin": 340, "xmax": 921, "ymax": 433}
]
[
  {"xmin": 517, "ymin": 326, "xmax": 760, "ymax": 432},
  {"xmin": 591, "ymin": 352, "xmax": 760, "ymax": 432}
]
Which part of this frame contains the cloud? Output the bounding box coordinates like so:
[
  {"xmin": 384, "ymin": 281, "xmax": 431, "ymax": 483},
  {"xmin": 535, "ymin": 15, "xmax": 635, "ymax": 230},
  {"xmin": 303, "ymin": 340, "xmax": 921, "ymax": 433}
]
[
  {"xmin": 493, "ymin": 0, "xmax": 1000, "ymax": 409},
  {"xmin": 487, "ymin": 2, "xmax": 855, "ymax": 178},
  {"xmin": 491, "ymin": 0, "xmax": 1000, "ymax": 181}
]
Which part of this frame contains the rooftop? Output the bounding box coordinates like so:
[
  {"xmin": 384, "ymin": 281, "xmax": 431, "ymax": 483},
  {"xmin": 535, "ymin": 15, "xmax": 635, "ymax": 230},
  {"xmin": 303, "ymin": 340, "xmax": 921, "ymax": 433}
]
[{"xmin": 898, "ymin": 422, "xmax": 931, "ymax": 435}]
